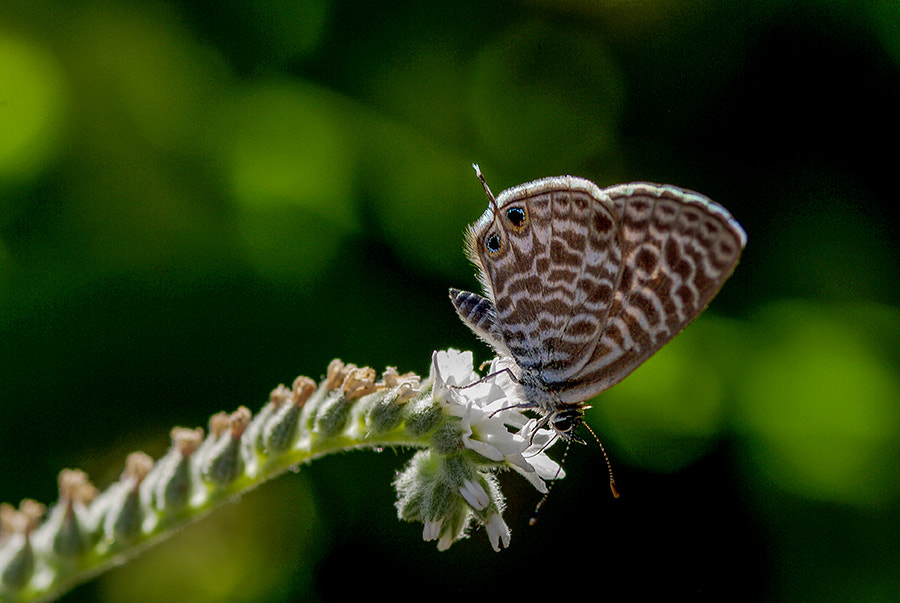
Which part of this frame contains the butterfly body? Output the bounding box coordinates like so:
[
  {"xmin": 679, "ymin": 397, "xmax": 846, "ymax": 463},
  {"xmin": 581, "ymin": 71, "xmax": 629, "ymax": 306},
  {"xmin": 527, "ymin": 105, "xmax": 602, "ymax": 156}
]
[{"xmin": 450, "ymin": 166, "xmax": 746, "ymax": 440}]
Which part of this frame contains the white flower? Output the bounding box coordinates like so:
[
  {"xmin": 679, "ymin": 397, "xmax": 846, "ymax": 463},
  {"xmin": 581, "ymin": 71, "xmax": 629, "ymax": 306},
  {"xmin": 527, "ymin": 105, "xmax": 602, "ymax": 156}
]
[
  {"xmin": 421, "ymin": 519, "xmax": 456, "ymax": 551},
  {"xmin": 459, "ymin": 478, "xmax": 490, "ymax": 510},
  {"xmin": 484, "ymin": 512, "xmax": 511, "ymax": 552},
  {"xmin": 431, "ymin": 349, "xmax": 564, "ymax": 492}
]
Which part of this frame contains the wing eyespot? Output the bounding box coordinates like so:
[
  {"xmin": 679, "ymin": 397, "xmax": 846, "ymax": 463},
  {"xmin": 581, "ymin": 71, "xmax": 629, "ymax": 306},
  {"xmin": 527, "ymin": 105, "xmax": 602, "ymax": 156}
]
[
  {"xmin": 485, "ymin": 232, "xmax": 502, "ymax": 253},
  {"xmin": 505, "ymin": 207, "xmax": 527, "ymax": 229}
]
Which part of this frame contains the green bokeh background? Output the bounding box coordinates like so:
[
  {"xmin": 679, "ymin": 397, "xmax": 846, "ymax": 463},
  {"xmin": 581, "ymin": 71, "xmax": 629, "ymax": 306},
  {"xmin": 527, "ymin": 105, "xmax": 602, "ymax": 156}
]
[{"xmin": 2, "ymin": 1, "xmax": 899, "ymax": 601}]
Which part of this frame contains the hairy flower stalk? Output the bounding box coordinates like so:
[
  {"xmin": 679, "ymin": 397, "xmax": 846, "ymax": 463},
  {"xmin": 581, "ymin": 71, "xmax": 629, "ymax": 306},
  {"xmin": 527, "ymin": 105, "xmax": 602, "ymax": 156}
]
[{"xmin": 0, "ymin": 350, "xmax": 562, "ymax": 602}]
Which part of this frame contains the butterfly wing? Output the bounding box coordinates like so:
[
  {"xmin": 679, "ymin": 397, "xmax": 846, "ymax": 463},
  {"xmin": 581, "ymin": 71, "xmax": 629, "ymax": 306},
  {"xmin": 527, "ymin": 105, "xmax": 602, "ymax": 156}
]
[
  {"xmin": 461, "ymin": 177, "xmax": 623, "ymax": 383},
  {"xmin": 557, "ymin": 183, "xmax": 746, "ymax": 403}
]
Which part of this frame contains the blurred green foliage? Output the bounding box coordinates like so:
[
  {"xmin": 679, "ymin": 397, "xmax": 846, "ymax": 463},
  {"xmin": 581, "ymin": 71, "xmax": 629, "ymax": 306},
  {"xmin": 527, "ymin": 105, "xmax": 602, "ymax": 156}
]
[{"xmin": 2, "ymin": 1, "xmax": 899, "ymax": 601}]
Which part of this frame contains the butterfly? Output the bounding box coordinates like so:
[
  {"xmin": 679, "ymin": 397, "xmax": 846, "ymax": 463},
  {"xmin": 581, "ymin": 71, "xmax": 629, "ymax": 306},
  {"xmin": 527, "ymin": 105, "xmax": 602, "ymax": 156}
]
[{"xmin": 450, "ymin": 165, "xmax": 746, "ymax": 443}]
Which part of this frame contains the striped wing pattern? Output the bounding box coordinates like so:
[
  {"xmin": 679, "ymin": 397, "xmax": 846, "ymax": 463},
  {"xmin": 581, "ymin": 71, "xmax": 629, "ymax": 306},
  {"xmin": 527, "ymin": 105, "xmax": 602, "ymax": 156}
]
[
  {"xmin": 451, "ymin": 170, "xmax": 746, "ymax": 435},
  {"xmin": 556, "ymin": 183, "xmax": 746, "ymax": 403}
]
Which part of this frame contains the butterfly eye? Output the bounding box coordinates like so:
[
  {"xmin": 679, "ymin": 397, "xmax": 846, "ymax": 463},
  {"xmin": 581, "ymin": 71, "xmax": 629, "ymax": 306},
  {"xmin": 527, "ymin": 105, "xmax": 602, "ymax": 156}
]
[
  {"xmin": 550, "ymin": 408, "xmax": 584, "ymax": 441},
  {"xmin": 551, "ymin": 412, "xmax": 575, "ymax": 434},
  {"xmin": 505, "ymin": 207, "xmax": 527, "ymax": 228},
  {"xmin": 485, "ymin": 233, "xmax": 502, "ymax": 253}
]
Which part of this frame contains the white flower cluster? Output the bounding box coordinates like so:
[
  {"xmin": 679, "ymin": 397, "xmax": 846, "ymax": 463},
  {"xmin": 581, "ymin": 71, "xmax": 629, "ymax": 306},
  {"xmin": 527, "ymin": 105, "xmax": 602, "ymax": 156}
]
[
  {"xmin": 394, "ymin": 349, "xmax": 563, "ymax": 551},
  {"xmin": 433, "ymin": 349, "xmax": 564, "ymax": 491}
]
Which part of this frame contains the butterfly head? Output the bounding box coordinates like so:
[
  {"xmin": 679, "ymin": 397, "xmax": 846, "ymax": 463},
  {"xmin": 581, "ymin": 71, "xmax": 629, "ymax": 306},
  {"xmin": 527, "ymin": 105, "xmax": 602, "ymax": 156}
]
[
  {"xmin": 547, "ymin": 405, "xmax": 587, "ymax": 444},
  {"xmin": 544, "ymin": 403, "xmax": 621, "ymax": 500}
]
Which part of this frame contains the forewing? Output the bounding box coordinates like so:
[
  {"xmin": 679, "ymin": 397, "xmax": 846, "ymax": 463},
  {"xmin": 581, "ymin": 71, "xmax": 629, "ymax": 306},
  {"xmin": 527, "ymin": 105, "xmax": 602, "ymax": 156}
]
[
  {"xmin": 527, "ymin": 179, "xmax": 623, "ymax": 383},
  {"xmin": 471, "ymin": 177, "xmax": 621, "ymax": 380},
  {"xmin": 559, "ymin": 183, "xmax": 746, "ymax": 403}
]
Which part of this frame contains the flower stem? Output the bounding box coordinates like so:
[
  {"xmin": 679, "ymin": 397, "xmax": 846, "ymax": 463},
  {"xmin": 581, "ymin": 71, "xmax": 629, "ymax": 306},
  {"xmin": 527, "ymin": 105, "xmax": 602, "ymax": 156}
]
[{"xmin": 0, "ymin": 351, "xmax": 562, "ymax": 602}]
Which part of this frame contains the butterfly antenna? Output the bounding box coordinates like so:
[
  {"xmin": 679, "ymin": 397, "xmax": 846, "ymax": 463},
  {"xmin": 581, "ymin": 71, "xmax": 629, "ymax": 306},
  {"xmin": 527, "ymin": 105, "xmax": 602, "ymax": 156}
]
[
  {"xmin": 472, "ymin": 164, "xmax": 498, "ymax": 212},
  {"xmin": 529, "ymin": 438, "xmax": 571, "ymax": 526},
  {"xmin": 582, "ymin": 420, "xmax": 620, "ymax": 499}
]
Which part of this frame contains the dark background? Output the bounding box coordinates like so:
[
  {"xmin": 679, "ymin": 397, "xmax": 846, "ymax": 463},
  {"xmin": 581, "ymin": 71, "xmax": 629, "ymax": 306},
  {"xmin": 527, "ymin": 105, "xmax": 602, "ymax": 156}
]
[{"xmin": 2, "ymin": 1, "xmax": 899, "ymax": 601}]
